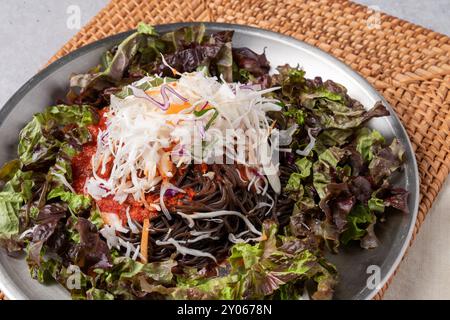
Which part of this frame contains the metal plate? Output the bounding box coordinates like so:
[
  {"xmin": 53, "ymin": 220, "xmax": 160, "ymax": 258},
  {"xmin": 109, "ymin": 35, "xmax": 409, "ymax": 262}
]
[{"xmin": 0, "ymin": 22, "xmax": 419, "ymax": 300}]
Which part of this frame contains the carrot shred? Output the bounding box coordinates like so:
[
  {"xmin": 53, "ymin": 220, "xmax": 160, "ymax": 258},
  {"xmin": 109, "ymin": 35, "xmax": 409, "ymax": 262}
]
[
  {"xmin": 140, "ymin": 218, "xmax": 150, "ymax": 264},
  {"xmin": 268, "ymin": 120, "xmax": 277, "ymax": 133}
]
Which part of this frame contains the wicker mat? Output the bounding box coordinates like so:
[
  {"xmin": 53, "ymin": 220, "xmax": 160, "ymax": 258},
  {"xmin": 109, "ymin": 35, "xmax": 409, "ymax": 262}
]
[{"xmin": 2, "ymin": 0, "xmax": 450, "ymax": 300}]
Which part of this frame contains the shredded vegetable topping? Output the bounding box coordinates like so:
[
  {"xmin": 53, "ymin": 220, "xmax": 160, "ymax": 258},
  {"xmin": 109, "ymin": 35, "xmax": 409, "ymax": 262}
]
[{"xmin": 85, "ymin": 71, "xmax": 283, "ymax": 215}]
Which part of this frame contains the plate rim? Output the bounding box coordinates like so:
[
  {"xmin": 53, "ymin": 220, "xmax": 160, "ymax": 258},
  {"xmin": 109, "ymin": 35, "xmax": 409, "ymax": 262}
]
[{"xmin": 0, "ymin": 22, "xmax": 420, "ymax": 300}]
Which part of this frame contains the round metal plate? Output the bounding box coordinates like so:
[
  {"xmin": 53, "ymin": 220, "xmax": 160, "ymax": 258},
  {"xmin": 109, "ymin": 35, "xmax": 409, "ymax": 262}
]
[{"xmin": 0, "ymin": 22, "xmax": 419, "ymax": 300}]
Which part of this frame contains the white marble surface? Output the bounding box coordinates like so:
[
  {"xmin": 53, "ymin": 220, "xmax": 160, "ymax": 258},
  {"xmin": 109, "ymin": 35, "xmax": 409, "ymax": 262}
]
[{"xmin": 0, "ymin": 0, "xmax": 449, "ymax": 300}]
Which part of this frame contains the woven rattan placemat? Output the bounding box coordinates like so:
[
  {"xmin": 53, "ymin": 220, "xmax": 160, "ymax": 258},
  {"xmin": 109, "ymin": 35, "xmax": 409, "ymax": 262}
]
[{"xmin": 2, "ymin": 0, "xmax": 449, "ymax": 300}]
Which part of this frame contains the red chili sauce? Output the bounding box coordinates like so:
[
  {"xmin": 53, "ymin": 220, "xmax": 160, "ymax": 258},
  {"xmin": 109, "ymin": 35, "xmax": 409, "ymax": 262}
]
[{"xmin": 71, "ymin": 108, "xmax": 194, "ymax": 224}]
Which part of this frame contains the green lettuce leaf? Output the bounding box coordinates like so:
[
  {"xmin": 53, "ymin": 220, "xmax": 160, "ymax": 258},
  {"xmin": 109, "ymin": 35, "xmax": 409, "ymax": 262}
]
[
  {"xmin": 230, "ymin": 242, "xmax": 263, "ymax": 270},
  {"xmin": 165, "ymin": 221, "xmax": 336, "ymax": 300},
  {"xmin": 86, "ymin": 288, "xmax": 114, "ymax": 300},
  {"xmin": 285, "ymin": 173, "xmax": 303, "ymax": 192},
  {"xmin": 216, "ymin": 42, "xmax": 233, "ymax": 82},
  {"xmin": 368, "ymin": 194, "xmax": 385, "ymax": 213},
  {"xmin": 0, "ymin": 159, "xmax": 21, "ymax": 182},
  {"xmin": 233, "ymin": 67, "xmax": 256, "ymax": 84},
  {"xmin": 231, "ymin": 47, "xmax": 270, "ymax": 84},
  {"xmin": 90, "ymin": 257, "xmax": 177, "ymax": 299},
  {"xmin": 284, "ymin": 108, "xmax": 305, "ymax": 125},
  {"xmin": 45, "ymin": 105, "xmax": 97, "ymax": 127},
  {"xmin": 285, "ymin": 158, "xmax": 311, "ymax": 197},
  {"xmin": 0, "ymin": 168, "xmax": 40, "ymax": 240},
  {"xmin": 169, "ymin": 273, "xmax": 239, "ymax": 300},
  {"xmin": 88, "ymin": 208, "xmax": 104, "ymax": 230},
  {"xmin": 18, "ymin": 105, "xmax": 96, "ymax": 168},
  {"xmin": 340, "ymin": 204, "xmax": 375, "ymax": 245},
  {"xmin": 44, "ymin": 143, "xmax": 91, "ymax": 214},
  {"xmin": 2, "ymin": 169, "xmax": 35, "ymax": 202},
  {"xmin": 295, "ymin": 157, "xmax": 312, "ymax": 180},
  {"xmin": 356, "ymin": 127, "xmax": 385, "ymax": 161},
  {"xmin": 313, "ymin": 147, "xmax": 349, "ymax": 199},
  {"xmin": 29, "ymin": 257, "xmax": 61, "ymax": 284},
  {"xmin": 317, "ymin": 128, "xmax": 353, "ymax": 147},
  {"xmin": 369, "ymin": 138, "xmax": 405, "ymax": 184},
  {"xmin": 161, "ymin": 24, "xmax": 205, "ymax": 51},
  {"xmin": 70, "ymin": 23, "xmax": 159, "ymax": 91},
  {"xmin": 25, "ymin": 106, "xmax": 95, "ymax": 214},
  {"xmin": 18, "ymin": 113, "xmax": 60, "ymax": 167},
  {"xmin": 273, "ymin": 65, "xmax": 389, "ymax": 130},
  {"xmin": 137, "ymin": 22, "xmax": 157, "ymax": 36},
  {"xmin": 0, "ymin": 191, "xmax": 23, "ymax": 239},
  {"xmin": 301, "ymin": 91, "xmax": 389, "ymax": 130},
  {"xmin": 47, "ymin": 186, "xmax": 91, "ymax": 214},
  {"xmin": 275, "ymin": 65, "xmax": 306, "ymax": 101}
]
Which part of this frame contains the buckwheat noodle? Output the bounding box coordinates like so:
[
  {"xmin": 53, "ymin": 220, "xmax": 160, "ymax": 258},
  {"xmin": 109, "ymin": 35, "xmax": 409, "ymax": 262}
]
[{"xmin": 117, "ymin": 160, "xmax": 296, "ymax": 269}]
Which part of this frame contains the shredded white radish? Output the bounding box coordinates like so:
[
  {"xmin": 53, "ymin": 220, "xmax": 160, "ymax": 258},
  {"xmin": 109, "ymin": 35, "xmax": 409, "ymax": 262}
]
[
  {"xmin": 101, "ymin": 212, "xmax": 129, "ymax": 233},
  {"xmin": 100, "ymin": 225, "xmax": 121, "ymax": 249},
  {"xmin": 296, "ymin": 128, "xmax": 316, "ymax": 156},
  {"xmin": 279, "ymin": 124, "xmax": 298, "ymax": 146},
  {"xmin": 159, "ymin": 181, "xmax": 185, "ymax": 220},
  {"xmin": 100, "ymin": 223, "xmax": 142, "ymax": 261},
  {"xmin": 162, "ymin": 228, "xmax": 172, "ymax": 241},
  {"xmin": 228, "ymin": 233, "xmax": 264, "ymax": 244},
  {"xmin": 202, "ymin": 171, "xmax": 215, "ymax": 179},
  {"xmin": 132, "ymin": 245, "xmax": 141, "ymax": 261},
  {"xmin": 117, "ymin": 238, "xmax": 141, "ymax": 260},
  {"xmin": 176, "ymin": 233, "xmax": 219, "ymax": 244},
  {"xmin": 19, "ymin": 225, "xmax": 38, "ymax": 240},
  {"xmin": 301, "ymin": 289, "xmax": 311, "ymax": 300},
  {"xmin": 156, "ymin": 238, "xmax": 217, "ymax": 262},
  {"xmin": 126, "ymin": 207, "xmax": 140, "ymax": 234},
  {"xmin": 175, "ymin": 210, "xmax": 262, "ymax": 236},
  {"xmin": 85, "ymin": 71, "xmax": 284, "ymax": 208},
  {"xmin": 52, "ymin": 172, "xmax": 76, "ymax": 193}
]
